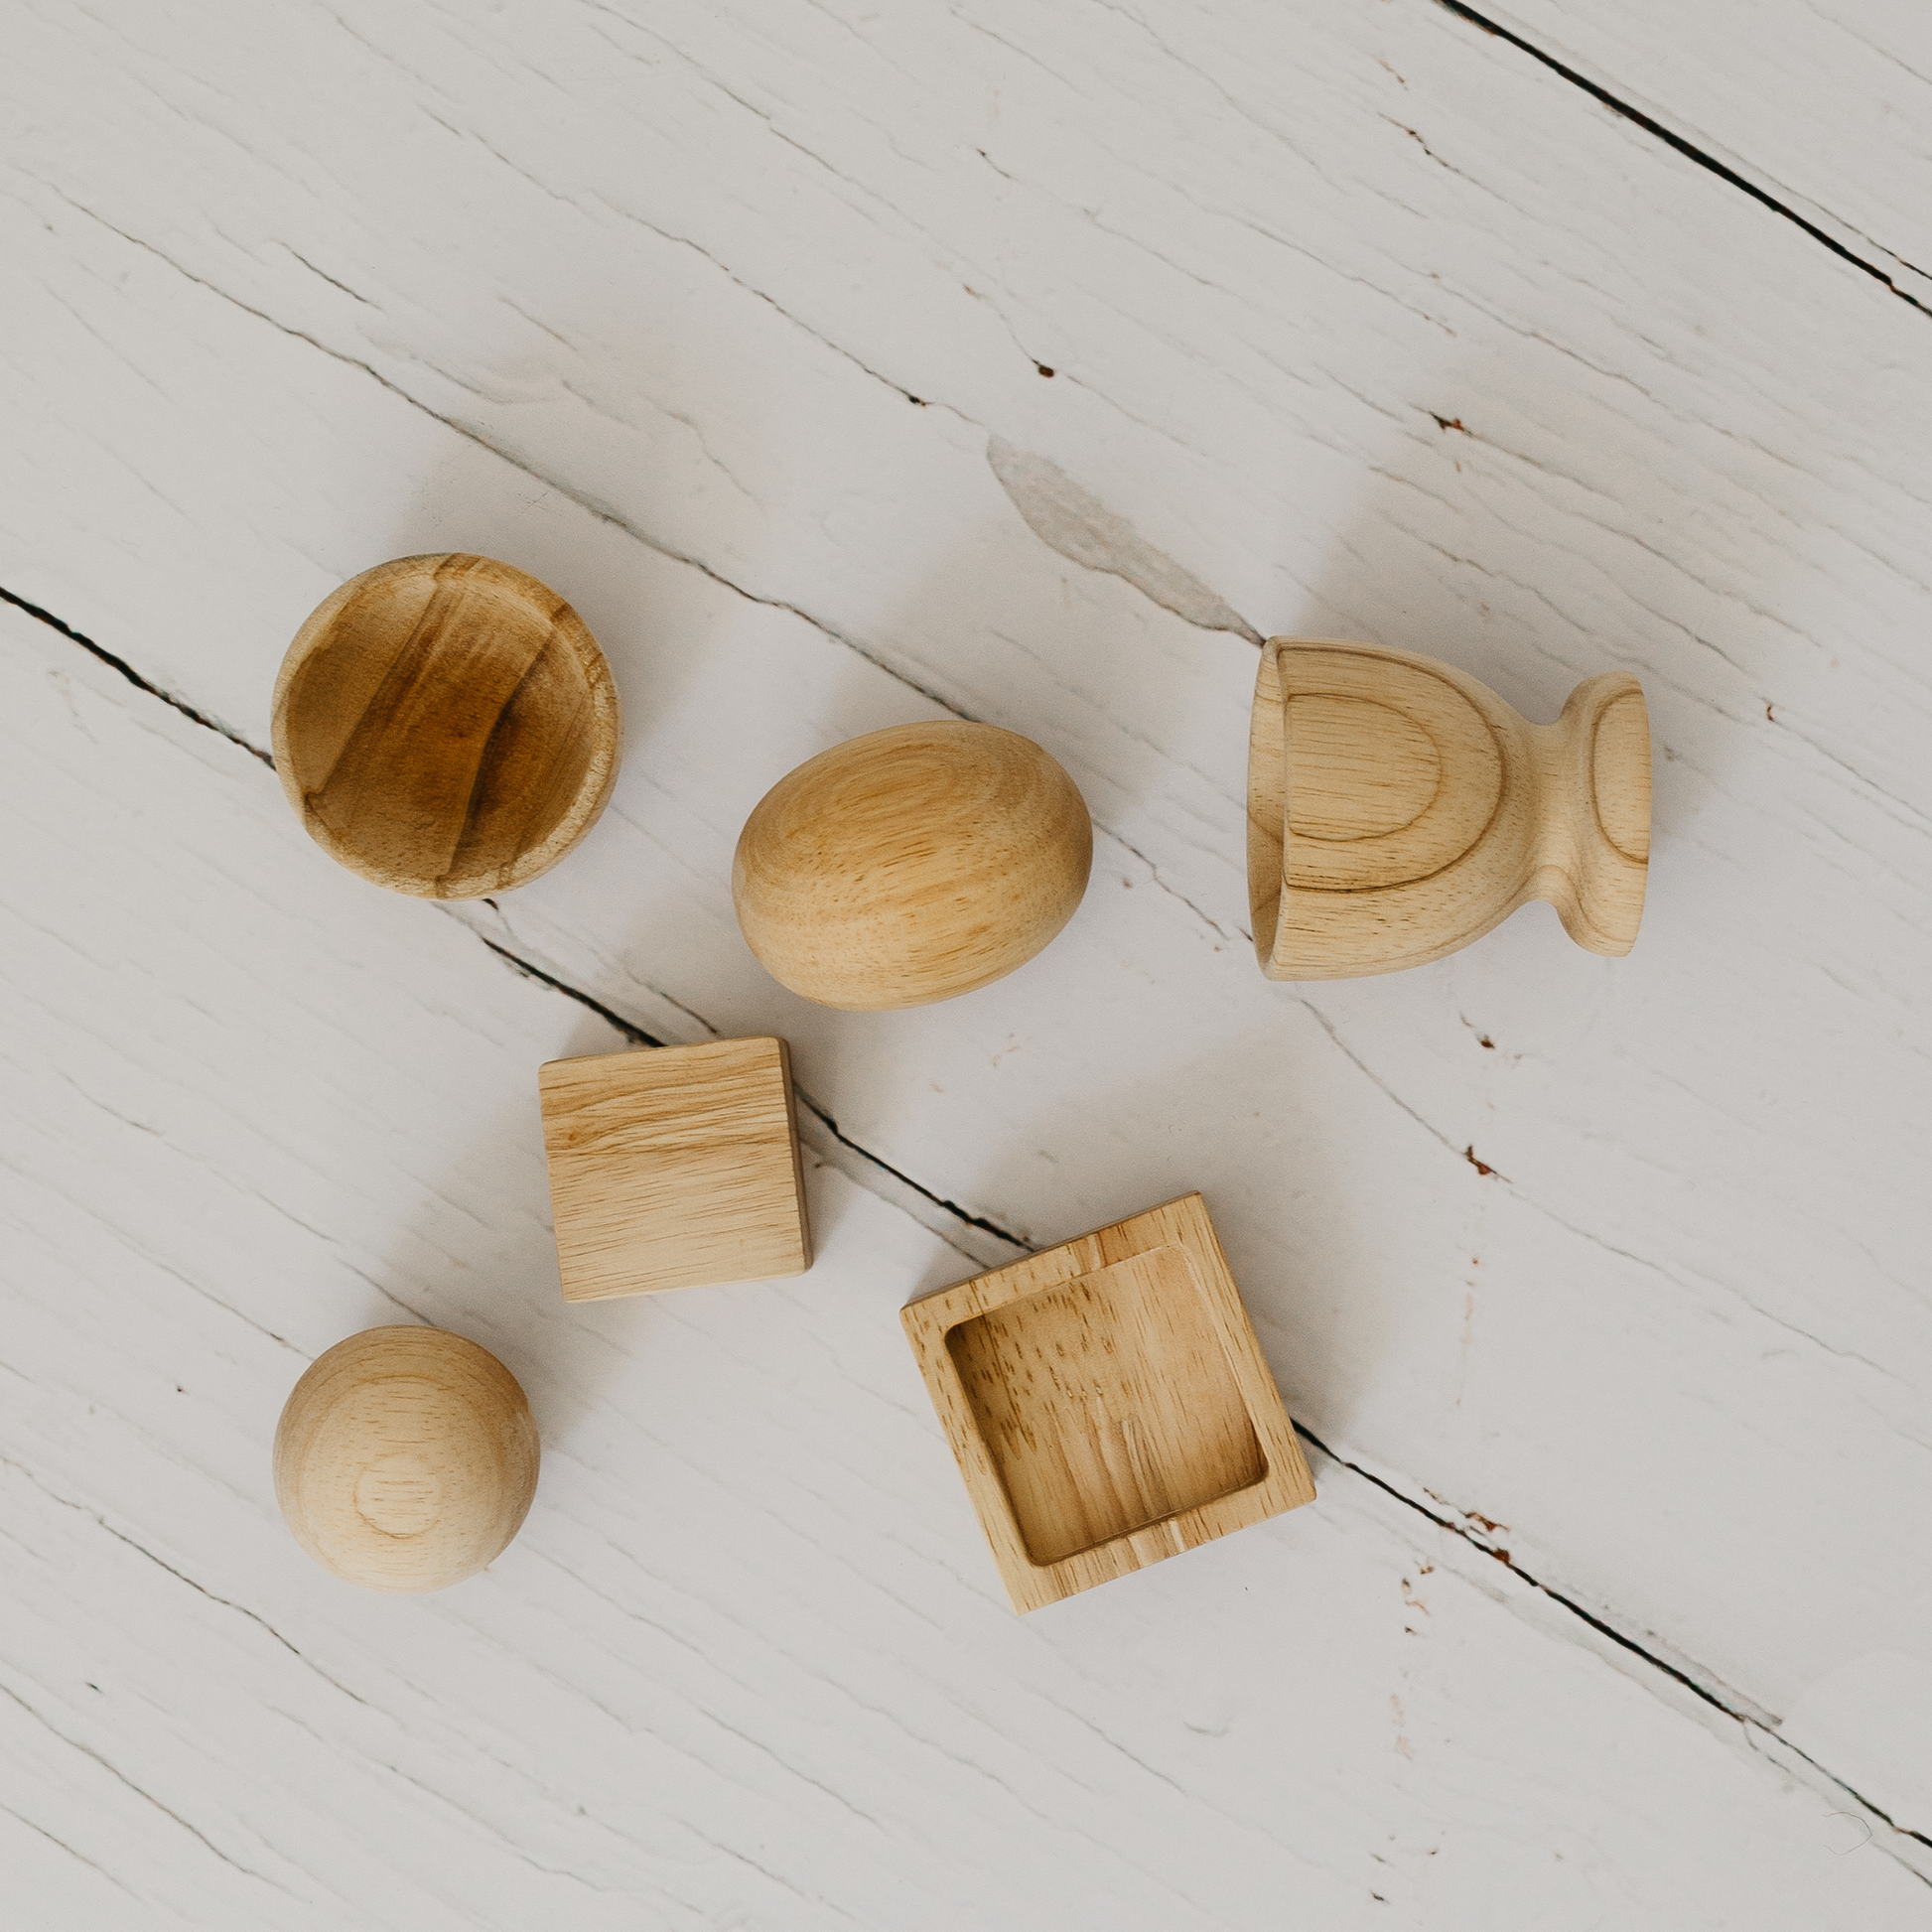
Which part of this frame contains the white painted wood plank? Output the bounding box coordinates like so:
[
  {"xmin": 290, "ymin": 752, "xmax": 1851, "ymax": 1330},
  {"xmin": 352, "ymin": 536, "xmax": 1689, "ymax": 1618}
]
[
  {"xmin": 1482, "ymin": 0, "xmax": 1932, "ymax": 304},
  {"xmin": 6, "ymin": 0, "xmax": 1932, "ymax": 1889},
  {"xmin": 8, "ymin": 601, "xmax": 1924, "ymax": 1921}
]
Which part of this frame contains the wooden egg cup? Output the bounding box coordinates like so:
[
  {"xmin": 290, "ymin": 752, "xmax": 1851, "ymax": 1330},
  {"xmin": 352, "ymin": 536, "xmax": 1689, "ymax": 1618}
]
[
  {"xmin": 902, "ymin": 1193, "xmax": 1313, "ymax": 1611},
  {"xmin": 274, "ymin": 1326, "xmax": 539, "ymax": 1593},
  {"xmin": 272, "ymin": 553, "xmax": 621, "ymax": 898},
  {"xmin": 733, "ymin": 721, "xmax": 1092, "ymax": 1011},
  {"xmin": 1248, "ymin": 638, "xmax": 1651, "ymax": 980}
]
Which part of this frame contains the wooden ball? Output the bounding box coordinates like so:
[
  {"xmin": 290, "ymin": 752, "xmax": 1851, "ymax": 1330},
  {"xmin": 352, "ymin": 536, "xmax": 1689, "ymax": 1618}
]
[
  {"xmin": 273, "ymin": 1326, "xmax": 539, "ymax": 1593},
  {"xmin": 271, "ymin": 553, "xmax": 621, "ymax": 898},
  {"xmin": 732, "ymin": 722, "xmax": 1092, "ymax": 1011}
]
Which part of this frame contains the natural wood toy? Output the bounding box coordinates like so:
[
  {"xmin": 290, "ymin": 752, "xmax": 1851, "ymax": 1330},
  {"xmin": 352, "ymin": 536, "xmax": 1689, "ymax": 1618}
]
[
  {"xmin": 539, "ymin": 1037, "xmax": 811, "ymax": 1300},
  {"xmin": 272, "ymin": 552, "xmax": 621, "ymax": 898},
  {"xmin": 1248, "ymin": 638, "xmax": 1650, "ymax": 979},
  {"xmin": 273, "ymin": 1326, "xmax": 539, "ymax": 1593},
  {"xmin": 901, "ymin": 1192, "xmax": 1313, "ymax": 1611},
  {"xmin": 733, "ymin": 721, "xmax": 1092, "ymax": 1011}
]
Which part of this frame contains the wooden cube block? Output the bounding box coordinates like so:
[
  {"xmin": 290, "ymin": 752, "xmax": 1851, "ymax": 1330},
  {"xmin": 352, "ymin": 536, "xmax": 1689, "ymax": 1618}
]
[
  {"xmin": 901, "ymin": 1192, "xmax": 1313, "ymax": 1611},
  {"xmin": 538, "ymin": 1038, "xmax": 811, "ymax": 1300}
]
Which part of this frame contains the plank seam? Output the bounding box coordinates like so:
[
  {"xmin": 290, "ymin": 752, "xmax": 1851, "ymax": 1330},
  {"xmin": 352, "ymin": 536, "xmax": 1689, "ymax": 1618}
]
[
  {"xmin": 1302, "ymin": 1425, "xmax": 1932, "ymax": 1876},
  {"xmin": 1433, "ymin": 0, "xmax": 1932, "ymax": 319},
  {"xmin": 475, "ymin": 935, "xmax": 1032, "ymax": 1252},
  {"xmin": 0, "ymin": 587, "xmax": 273, "ymax": 768}
]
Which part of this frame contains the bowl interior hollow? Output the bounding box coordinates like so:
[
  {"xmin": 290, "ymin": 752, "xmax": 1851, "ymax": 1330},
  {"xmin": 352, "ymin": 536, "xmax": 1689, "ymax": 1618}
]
[{"xmin": 274, "ymin": 554, "xmax": 616, "ymax": 897}]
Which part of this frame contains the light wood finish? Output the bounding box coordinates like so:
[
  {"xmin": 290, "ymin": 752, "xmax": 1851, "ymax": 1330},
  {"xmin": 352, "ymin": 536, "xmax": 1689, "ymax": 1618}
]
[
  {"xmin": 18, "ymin": 5, "xmax": 1932, "ymax": 1908},
  {"xmin": 901, "ymin": 1193, "xmax": 1313, "ymax": 1612},
  {"xmin": 273, "ymin": 1326, "xmax": 539, "ymax": 1593},
  {"xmin": 539, "ymin": 1037, "xmax": 811, "ymax": 1300},
  {"xmin": 1248, "ymin": 638, "xmax": 1650, "ymax": 980},
  {"xmin": 271, "ymin": 553, "xmax": 621, "ymax": 898},
  {"xmin": 732, "ymin": 721, "xmax": 1092, "ymax": 1011}
]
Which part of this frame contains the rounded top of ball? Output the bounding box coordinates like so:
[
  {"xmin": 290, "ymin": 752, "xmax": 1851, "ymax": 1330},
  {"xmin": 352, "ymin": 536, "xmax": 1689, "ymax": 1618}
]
[
  {"xmin": 732, "ymin": 722, "xmax": 1092, "ymax": 1011},
  {"xmin": 273, "ymin": 1326, "xmax": 539, "ymax": 1593}
]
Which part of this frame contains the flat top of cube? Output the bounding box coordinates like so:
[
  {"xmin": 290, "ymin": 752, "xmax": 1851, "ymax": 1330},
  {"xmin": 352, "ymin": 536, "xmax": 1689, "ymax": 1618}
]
[
  {"xmin": 540, "ymin": 1034, "xmax": 782, "ymax": 1099},
  {"xmin": 901, "ymin": 1192, "xmax": 1312, "ymax": 1611},
  {"xmin": 539, "ymin": 1037, "xmax": 810, "ymax": 1300}
]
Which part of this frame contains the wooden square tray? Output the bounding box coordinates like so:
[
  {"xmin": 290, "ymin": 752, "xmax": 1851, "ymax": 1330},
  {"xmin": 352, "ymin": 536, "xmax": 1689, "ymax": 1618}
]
[
  {"xmin": 901, "ymin": 1192, "xmax": 1313, "ymax": 1610},
  {"xmin": 539, "ymin": 1037, "xmax": 811, "ymax": 1300}
]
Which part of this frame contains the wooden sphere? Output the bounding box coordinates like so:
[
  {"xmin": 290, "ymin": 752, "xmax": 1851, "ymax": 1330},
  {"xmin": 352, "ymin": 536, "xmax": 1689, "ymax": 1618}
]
[
  {"xmin": 732, "ymin": 721, "xmax": 1092, "ymax": 1011},
  {"xmin": 273, "ymin": 1326, "xmax": 539, "ymax": 1593},
  {"xmin": 271, "ymin": 553, "xmax": 621, "ymax": 898}
]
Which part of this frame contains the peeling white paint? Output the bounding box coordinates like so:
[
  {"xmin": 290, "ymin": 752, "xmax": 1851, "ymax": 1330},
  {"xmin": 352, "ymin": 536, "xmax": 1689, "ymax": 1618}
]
[{"xmin": 987, "ymin": 437, "xmax": 1264, "ymax": 644}]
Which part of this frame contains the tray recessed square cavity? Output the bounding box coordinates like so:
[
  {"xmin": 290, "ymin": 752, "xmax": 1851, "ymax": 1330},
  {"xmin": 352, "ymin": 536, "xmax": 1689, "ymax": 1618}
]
[
  {"xmin": 538, "ymin": 1038, "xmax": 811, "ymax": 1300},
  {"xmin": 901, "ymin": 1192, "xmax": 1313, "ymax": 1610}
]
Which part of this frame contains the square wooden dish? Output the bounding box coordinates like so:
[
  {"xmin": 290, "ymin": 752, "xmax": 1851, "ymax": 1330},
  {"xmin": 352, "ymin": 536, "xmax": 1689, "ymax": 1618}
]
[
  {"xmin": 538, "ymin": 1037, "xmax": 811, "ymax": 1300},
  {"xmin": 901, "ymin": 1192, "xmax": 1313, "ymax": 1611}
]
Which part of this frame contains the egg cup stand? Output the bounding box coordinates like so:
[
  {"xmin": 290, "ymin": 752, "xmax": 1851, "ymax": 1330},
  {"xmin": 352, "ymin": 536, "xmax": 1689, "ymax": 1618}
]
[{"xmin": 1248, "ymin": 637, "xmax": 1650, "ymax": 980}]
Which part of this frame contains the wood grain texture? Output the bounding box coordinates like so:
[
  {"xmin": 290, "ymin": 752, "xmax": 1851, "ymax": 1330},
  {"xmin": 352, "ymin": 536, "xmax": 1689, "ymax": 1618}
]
[
  {"xmin": 1248, "ymin": 639, "xmax": 1649, "ymax": 978},
  {"xmin": 733, "ymin": 721, "xmax": 1092, "ymax": 1010},
  {"xmin": 538, "ymin": 1038, "xmax": 811, "ymax": 1299},
  {"xmin": 270, "ymin": 553, "xmax": 620, "ymax": 899},
  {"xmin": 904, "ymin": 1194, "xmax": 1314, "ymax": 1611},
  {"xmin": 8, "ymin": 0, "xmax": 1932, "ymax": 1915},
  {"xmin": 272, "ymin": 1326, "xmax": 538, "ymax": 1593},
  {"xmin": 5, "ymin": 564, "xmax": 1928, "ymax": 1922}
]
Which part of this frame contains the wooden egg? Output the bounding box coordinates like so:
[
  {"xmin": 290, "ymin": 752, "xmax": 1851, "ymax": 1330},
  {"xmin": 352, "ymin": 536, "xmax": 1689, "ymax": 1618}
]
[
  {"xmin": 733, "ymin": 721, "xmax": 1093, "ymax": 1011},
  {"xmin": 271, "ymin": 553, "xmax": 621, "ymax": 898},
  {"xmin": 273, "ymin": 1326, "xmax": 539, "ymax": 1593}
]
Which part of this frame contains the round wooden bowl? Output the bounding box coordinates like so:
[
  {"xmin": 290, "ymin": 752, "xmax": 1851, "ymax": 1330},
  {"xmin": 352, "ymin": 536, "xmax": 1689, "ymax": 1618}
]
[
  {"xmin": 732, "ymin": 721, "xmax": 1093, "ymax": 1011},
  {"xmin": 273, "ymin": 1326, "xmax": 540, "ymax": 1593},
  {"xmin": 271, "ymin": 553, "xmax": 621, "ymax": 898}
]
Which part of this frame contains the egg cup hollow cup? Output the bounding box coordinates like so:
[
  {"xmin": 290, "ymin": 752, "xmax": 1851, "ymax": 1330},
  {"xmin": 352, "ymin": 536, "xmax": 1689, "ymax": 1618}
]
[
  {"xmin": 902, "ymin": 1192, "xmax": 1313, "ymax": 1611},
  {"xmin": 1248, "ymin": 637, "xmax": 1650, "ymax": 979}
]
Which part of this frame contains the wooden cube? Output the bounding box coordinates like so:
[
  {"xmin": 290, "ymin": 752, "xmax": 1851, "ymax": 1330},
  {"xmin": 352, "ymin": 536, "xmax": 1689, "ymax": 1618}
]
[
  {"xmin": 538, "ymin": 1038, "xmax": 811, "ymax": 1300},
  {"xmin": 901, "ymin": 1192, "xmax": 1313, "ymax": 1611}
]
